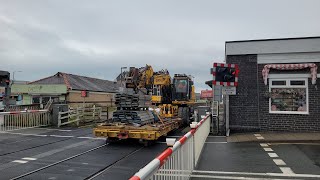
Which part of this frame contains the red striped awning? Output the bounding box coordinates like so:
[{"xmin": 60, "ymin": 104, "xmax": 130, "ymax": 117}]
[{"xmin": 262, "ymin": 63, "xmax": 318, "ymax": 85}]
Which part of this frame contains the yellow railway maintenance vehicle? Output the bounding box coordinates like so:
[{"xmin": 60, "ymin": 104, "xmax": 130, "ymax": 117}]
[
  {"xmin": 93, "ymin": 65, "xmax": 195, "ymax": 145},
  {"xmin": 94, "ymin": 118, "xmax": 182, "ymax": 146}
]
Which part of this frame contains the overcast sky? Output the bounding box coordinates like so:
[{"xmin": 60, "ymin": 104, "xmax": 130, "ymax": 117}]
[{"xmin": 1, "ymin": 0, "xmax": 320, "ymax": 92}]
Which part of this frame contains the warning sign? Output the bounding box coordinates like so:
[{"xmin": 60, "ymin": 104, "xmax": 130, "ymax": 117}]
[{"xmin": 222, "ymin": 86, "xmax": 236, "ymax": 95}]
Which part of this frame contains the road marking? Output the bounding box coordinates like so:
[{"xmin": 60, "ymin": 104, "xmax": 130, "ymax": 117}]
[
  {"xmin": 254, "ymin": 134, "xmax": 261, "ymax": 137},
  {"xmin": 190, "ymin": 174, "xmax": 281, "ymax": 179},
  {"xmin": 259, "ymin": 142, "xmax": 293, "ymax": 174},
  {"xmin": 257, "ymin": 136, "xmax": 265, "ymax": 140},
  {"xmin": 273, "ymin": 159, "xmax": 286, "ymax": 166},
  {"xmin": 263, "ymin": 148, "xmax": 273, "ymax": 152},
  {"xmin": 166, "ymin": 136, "xmax": 181, "ymax": 138},
  {"xmin": 268, "ymin": 153, "xmax": 279, "ymax": 158},
  {"xmin": 12, "ymin": 160, "xmax": 28, "ymax": 164},
  {"xmin": 49, "ymin": 135, "xmax": 74, "ymax": 138},
  {"xmin": 32, "ymin": 140, "xmax": 94, "ymax": 159},
  {"xmin": 33, "ymin": 128, "xmax": 73, "ymax": 132},
  {"xmin": 192, "ymin": 170, "xmax": 320, "ymax": 178},
  {"xmin": 22, "ymin": 157, "xmax": 37, "ymax": 161},
  {"xmin": 279, "ymin": 167, "xmax": 295, "ymax": 174},
  {"xmin": 260, "ymin": 143, "xmax": 268, "ymax": 147},
  {"xmin": 0, "ymin": 131, "xmax": 106, "ymax": 140},
  {"xmin": 10, "ymin": 144, "xmax": 108, "ymax": 180},
  {"xmin": 77, "ymin": 137, "xmax": 105, "ymax": 140},
  {"xmin": 0, "ymin": 132, "xmax": 48, "ymax": 137}
]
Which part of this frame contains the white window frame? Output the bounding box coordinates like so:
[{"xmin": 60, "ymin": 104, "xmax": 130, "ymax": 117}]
[{"xmin": 269, "ymin": 77, "xmax": 309, "ymax": 115}]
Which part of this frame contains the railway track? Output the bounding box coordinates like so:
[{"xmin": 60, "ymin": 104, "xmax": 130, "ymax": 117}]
[
  {"xmin": 0, "ymin": 131, "xmax": 94, "ymax": 157},
  {"xmin": 85, "ymin": 146, "xmax": 144, "ymax": 180},
  {"xmin": 9, "ymin": 143, "xmax": 144, "ymax": 180}
]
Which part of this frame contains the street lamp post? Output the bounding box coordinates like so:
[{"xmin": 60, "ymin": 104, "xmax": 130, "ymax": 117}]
[{"xmin": 12, "ymin": 71, "xmax": 22, "ymax": 84}]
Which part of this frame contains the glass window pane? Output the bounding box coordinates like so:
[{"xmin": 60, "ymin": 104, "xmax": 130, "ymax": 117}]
[
  {"xmin": 290, "ymin": 80, "xmax": 305, "ymax": 86},
  {"xmin": 271, "ymin": 81, "xmax": 286, "ymax": 86},
  {"xmin": 270, "ymin": 88, "xmax": 307, "ymax": 112},
  {"xmin": 32, "ymin": 97, "xmax": 40, "ymax": 104}
]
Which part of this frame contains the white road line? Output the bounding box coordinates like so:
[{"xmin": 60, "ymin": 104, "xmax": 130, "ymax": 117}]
[
  {"xmin": 268, "ymin": 153, "xmax": 279, "ymax": 158},
  {"xmin": 32, "ymin": 128, "xmax": 73, "ymax": 132},
  {"xmin": 260, "ymin": 143, "xmax": 269, "ymax": 147},
  {"xmin": 254, "ymin": 134, "xmax": 261, "ymax": 137},
  {"xmin": 12, "ymin": 160, "xmax": 28, "ymax": 164},
  {"xmin": 1, "ymin": 131, "xmax": 106, "ymax": 140},
  {"xmin": 192, "ymin": 170, "xmax": 320, "ymax": 178},
  {"xmin": 0, "ymin": 132, "xmax": 48, "ymax": 137},
  {"xmin": 279, "ymin": 167, "xmax": 295, "ymax": 174},
  {"xmin": 156, "ymin": 142, "xmax": 167, "ymax": 144},
  {"xmin": 263, "ymin": 148, "xmax": 273, "ymax": 152},
  {"xmin": 190, "ymin": 174, "xmax": 281, "ymax": 179},
  {"xmin": 22, "ymin": 157, "xmax": 37, "ymax": 161},
  {"xmin": 166, "ymin": 136, "xmax": 181, "ymax": 138},
  {"xmin": 77, "ymin": 137, "xmax": 105, "ymax": 140},
  {"xmin": 257, "ymin": 136, "xmax": 265, "ymax": 140},
  {"xmin": 49, "ymin": 135, "xmax": 74, "ymax": 138},
  {"xmin": 273, "ymin": 159, "xmax": 286, "ymax": 166}
]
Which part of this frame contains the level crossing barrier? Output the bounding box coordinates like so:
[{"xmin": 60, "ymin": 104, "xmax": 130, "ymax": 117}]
[
  {"xmin": 130, "ymin": 113, "xmax": 211, "ymax": 180},
  {"xmin": 0, "ymin": 110, "xmax": 50, "ymax": 132}
]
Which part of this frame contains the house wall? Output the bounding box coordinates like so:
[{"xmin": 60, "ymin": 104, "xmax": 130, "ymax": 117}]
[
  {"xmin": 257, "ymin": 63, "xmax": 320, "ymax": 132},
  {"xmin": 67, "ymin": 90, "xmax": 115, "ymax": 108},
  {"xmin": 226, "ymin": 54, "xmax": 320, "ymax": 132},
  {"xmin": 226, "ymin": 55, "xmax": 260, "ymax": 132},
  {"xmin": 226, "ymin": 37, "xmax": 320, "ymax": 55}
]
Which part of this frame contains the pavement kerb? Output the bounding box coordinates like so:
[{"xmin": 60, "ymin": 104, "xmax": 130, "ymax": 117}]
[{"xmin": 226, "ymin": 132, "xmax": 320, "ymax": 143}]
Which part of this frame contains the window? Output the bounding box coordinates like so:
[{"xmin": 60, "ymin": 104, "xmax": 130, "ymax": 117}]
[{"xmin": 269, "ymin": 78, "xmax": 308, "ymax": 114}]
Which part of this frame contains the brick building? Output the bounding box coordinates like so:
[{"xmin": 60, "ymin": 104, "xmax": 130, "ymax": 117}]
[
  {"xmin": 29, "ymin": 72, "xmax": 118, "ymax": 108},
  {"xmin": 225, "ymin": 37, "xmax": 320, "ymax": 132}
]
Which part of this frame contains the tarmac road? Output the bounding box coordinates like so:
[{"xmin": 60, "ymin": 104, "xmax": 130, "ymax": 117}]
[{"xmin": 0, "ymin": 127, "xmax": 170, "ymax": 180}]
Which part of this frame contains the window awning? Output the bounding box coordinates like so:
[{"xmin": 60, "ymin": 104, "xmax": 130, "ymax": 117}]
[{"xmin": 262, "ymin": 63, "xmax": 318, "ymax": 85}]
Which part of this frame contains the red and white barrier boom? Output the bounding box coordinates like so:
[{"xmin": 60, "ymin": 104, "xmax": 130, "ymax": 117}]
[{"xmin": 130, "ymin": 114, "xmax": 211, "ymax": 180}]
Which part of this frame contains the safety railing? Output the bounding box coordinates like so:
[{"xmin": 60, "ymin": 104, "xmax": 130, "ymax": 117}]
[
  {"xmin": 0, "ymin": 110, "xmax": 51, "ymax": 132},
  {"xmin": 58, "ymin": 106, "xmax": 102, "ymax": 127},
  {"xmin": 130, "ymin": 114, "xmax": 211, "ymax": 180}
]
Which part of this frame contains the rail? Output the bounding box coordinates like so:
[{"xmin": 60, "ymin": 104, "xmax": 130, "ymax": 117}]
[
  {"xmin": 58, "ymin": 106, "xmax": 102, "ymax": 127},
  {"xmin": 130, "ymin": 113, "xmax": 211, "ymax": 180},
  {"xmin": 0, "ymin": 110, "xmax": 51, "ymax": 132}
]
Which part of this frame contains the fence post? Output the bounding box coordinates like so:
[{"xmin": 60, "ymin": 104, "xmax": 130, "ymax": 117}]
[
  {"xmin": 93, "ymin": 105, "xmax": 96, "ymax": 120},
  {"xmin": 58, "ymin": 112, "xmax": 61, "ymax": 128},
  {"xmin": 76, "ymin": 107, "xmax": 80, "ymax": 126}
]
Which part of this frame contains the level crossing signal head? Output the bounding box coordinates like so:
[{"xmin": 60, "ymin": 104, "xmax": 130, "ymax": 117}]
[
  {"xmin": 211, "ymin": 63, "xmax": 239, "ymax": 86},
  {"xmin": 0, "ymin": 71, "xmax": 10, "ymax": 87}
]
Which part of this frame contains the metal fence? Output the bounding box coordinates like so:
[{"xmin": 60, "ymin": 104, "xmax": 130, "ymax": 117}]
[
  {"xmin": 130, "ymin": 114, "xmax": 211, "ymax": 180},
  {"xmin": 0, "ymin": 110, "xmax": 51, "ymax": 132},
  {"xmin": 7, "ymin": 104, "xmax": 41, "ymax": 111},
  {"xmin": 58, "ymin": 106, "xmax": 102, "ymax": 127}
]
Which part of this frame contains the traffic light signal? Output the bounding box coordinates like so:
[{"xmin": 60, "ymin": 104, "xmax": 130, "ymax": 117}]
[
  {"xmin": 211, "ymin": 63, "xmax": 239, "ymax": 86},
  {"xmin": 216, "ymin": 67, "xmax": 236, "ymax": 82},
  {"xmin": 0, "ymin": 71, "xmax": 10, "ymax": 87}
]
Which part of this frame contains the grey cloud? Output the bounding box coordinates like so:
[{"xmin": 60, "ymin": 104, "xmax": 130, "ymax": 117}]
[{"xmin": 1, "ymin": 0, "xmax": 320, "ymax": 91}]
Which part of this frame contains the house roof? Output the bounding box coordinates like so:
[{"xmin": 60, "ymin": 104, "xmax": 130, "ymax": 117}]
[{"xmin": 29, "ymin": 72, "xmax": 119, "ymax": 93}]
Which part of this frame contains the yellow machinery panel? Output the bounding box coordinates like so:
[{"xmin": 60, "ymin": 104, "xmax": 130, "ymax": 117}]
[
  {"xmin": 152, "ymin": 96, "xmax": 162, "ymax": 104},
  {"xmin": 159, "ymin": 104, "xmax": 178, "ymax": 118},
  {"xmin": 153, "ymin": 74, "xmax": 171, "ymax": 85}
]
